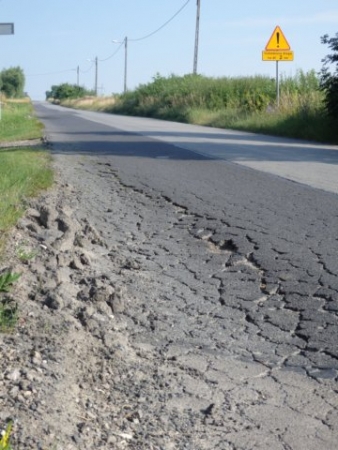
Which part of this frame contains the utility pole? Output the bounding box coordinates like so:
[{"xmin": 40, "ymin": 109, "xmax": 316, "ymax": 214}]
[
  {"xmin": 124, "ymin": 37, "xmax": 128, "ymax": 93},
  {"xmin": 193, "ymin": 0, "xmax": 201, "ymax": 74},
  {"xmin": 95, "ymin": 57, "xmax": 98, "ymax": 96},
  {"xmin": 112, "ymin": 37, "xmax": 128, "ymax": 93},
  {"xmin": 77, "ymin": 65, "xmax": 80, "ymax": 86}
]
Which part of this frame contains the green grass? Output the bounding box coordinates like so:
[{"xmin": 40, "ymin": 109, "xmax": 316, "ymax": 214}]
[
  {"xmin": 16, "ymin": 242, "xmax": 39, "ymax": 262},
  {"xmin": 186, "ymin": 93, "xmax": 336, "ymax": 143},
  {"xmin": 0, "ymin": 422, "xmax": 13, "ymax": 450},
  {"xmin": 0, "ymin": 99, "xmax": 44, "ymax": 142},
  {"xmin": 0, "ymin": 99, "xmax": 53, "ymax": 258},
  {"xmin": 0, "ymin": 148, "xmax": 53, "ymax": 233},
  {"xmin": 0, "ymin": 296, "xmax": 18, "ymax": 333}
]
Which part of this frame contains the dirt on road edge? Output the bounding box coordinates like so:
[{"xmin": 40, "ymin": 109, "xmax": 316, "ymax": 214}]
[{"xmin": 0, "ymin": 171, "xmax": 140, "ymax": 450}]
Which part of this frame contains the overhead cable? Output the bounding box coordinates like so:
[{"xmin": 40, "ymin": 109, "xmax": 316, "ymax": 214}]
[
  {"xmin": 130, "ymin": 0, "xmax": 191, "ymax": 42},
  {"xmin": 80, "ymin": 62, "xmax": 95, "ymax": 73},
  {"xmin": 27, "ymin": 69, "xmax": 75, "ymax": 77},
  {"xmin": 98, "ymin": 41, "xmax": 124, "ymax": 62}
]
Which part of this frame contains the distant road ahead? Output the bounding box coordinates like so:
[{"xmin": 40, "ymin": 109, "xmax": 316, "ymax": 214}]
[{"xmin": 37, "ymin": 103, "xmax": 338, "ymax": 194}]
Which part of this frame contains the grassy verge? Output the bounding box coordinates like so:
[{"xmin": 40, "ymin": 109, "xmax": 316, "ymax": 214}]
[
  {"xmin": 0, "ymin": 148, "xmax": 53, "ymax": 233},
  {"xmin": 0, "ymin": 98, "xmax": 53, "ymax": 238},
  {"xmin": 62, "ymin": 70, "xmax": 338, "ymax": 145},
  {"xmin": 0, "ymin": 98, "xmax": 53, "ymax": 334},
  {"xmin": 0, "ymin": 98, "xmax": 44, "ymax": 142}
]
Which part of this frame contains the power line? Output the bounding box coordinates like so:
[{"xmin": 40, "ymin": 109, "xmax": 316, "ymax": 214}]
[
  {"xmin": 80, "ymin": 62, "xmax": 95, "ymax": 73},
  {"xmin": 111, "ymin": 0, "xmax": 191, "ymax": 93},
  {"xmin": 98, "ymin": 41, "xmax": 124, "ymax": 62},
  {"xmin": 27, "ymin": 69, "xmax": 75, "ymax": 77},
  {"xmin": 26, "ymin": 0, "xmax": 192, "ymax": 92},
  {"xmin": 130, "ymin": 0, "xmax": 191, "ymax": 42}
]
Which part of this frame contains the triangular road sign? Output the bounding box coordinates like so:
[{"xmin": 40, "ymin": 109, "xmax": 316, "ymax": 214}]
[{"xmin": 265, "ymin": 26, "xmax": 291, "ymax": 51}]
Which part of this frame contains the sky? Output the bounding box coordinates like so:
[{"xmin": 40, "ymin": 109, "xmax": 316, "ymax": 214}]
[{"xmin": 0, "ymin": 0, "xmax": 337, "ymax": 100}]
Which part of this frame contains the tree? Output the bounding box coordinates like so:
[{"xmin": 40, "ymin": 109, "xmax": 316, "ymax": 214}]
[
  {"xmin": 320, "ymin": 33, "xmax": 338, "ymax": 121},
  {"xmin": 45, "ymin": 83, "xmax": 93, "ymax": 101},
  {"xmin": 0, "ymin": 66, "xmax": 25, "ymax": 98}
]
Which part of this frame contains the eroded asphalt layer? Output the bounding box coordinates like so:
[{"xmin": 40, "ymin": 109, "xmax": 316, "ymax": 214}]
[{"xmin": 1, "ymin": 151, "xmax": 338, "ymax": 450}]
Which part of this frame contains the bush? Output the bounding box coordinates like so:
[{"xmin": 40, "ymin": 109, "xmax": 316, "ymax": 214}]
[
  {"xmin": 46, "ymin": 83, "xmax": 94, "ymax": 101},
  {"xmin": 320, "ymin": 33, "xmax": 338, "ymax": 121},
  {"xmin": 112, "ymin": 72, "xmax": 320, "ymax": 118},
  {"xmin": 0, "ymin": 67, "xmax": 25, "ymax": 98}
]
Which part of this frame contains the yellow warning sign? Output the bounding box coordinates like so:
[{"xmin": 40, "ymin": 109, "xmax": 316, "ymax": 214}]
[
  {"xmin": 265, "ymin": 26, "xmax": 290, "ymax": 51},
  {"xmin": 262, "ymin": 51, "xmax": 294, "ymax": 61}
]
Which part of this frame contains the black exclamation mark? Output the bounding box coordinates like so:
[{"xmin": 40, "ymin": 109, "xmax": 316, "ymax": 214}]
[{"xmin": 277, "ymin": 32, "xmax": 280, "ymax": 48}]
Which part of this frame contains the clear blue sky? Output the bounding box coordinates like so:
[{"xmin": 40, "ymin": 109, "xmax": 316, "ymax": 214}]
[{"xmin": 1, "ymin": 0, "xmax": 337, "ymax": 100}]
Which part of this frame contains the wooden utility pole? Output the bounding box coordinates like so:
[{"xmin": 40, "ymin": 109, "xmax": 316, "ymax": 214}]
[
  {"xmin": 95, "ymin": 57, "xmax": 98, "ymax": 96},
  {"xmin": 124, "ymin": 37, "xmax": 128, "ymax": 93},
  {"xmin": 193, "ymin": 0, "xmax": 200, "ymax": 74}
]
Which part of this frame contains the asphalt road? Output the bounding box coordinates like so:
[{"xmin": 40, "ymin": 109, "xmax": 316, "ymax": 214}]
[
  {"xmin": 34, "ymin": 101, "xmax": 338, "ymax": 365},
  {"xmin": 36, "ymin": 102, "xmax": 338, "ymax": 194},
  {"xmin": 32, "ymin": 102, "xmax": 338, "ymax": 448}
]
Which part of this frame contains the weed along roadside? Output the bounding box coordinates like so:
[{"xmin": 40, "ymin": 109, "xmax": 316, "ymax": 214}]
[
  {"xmin": 0, "ymin": 421, "xmax": 13, "ymax": 450},
  {"xmin": 0, "ymin": 273, "xmax": 21, "ymax": 333},
  {"xmin": 0, "ymin": 99, "xmax": 52, "ymax": 449}
]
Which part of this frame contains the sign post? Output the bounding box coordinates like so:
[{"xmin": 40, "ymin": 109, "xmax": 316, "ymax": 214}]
[
  {"xmin": 262, "ymin": 26, "xmax": 294, "ymax": 107},
  {"xmin": 0, "ymin": 23, "xmax": 14, "ymax": 120},
  {"xmin": 0, "ymin": 23, "xmax": 14, "ymax": 35}
]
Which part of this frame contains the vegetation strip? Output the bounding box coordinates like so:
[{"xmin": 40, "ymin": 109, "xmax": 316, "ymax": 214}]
[
  {"xmin": 0, "ymin": 148, "xmax": 53, "ymax": 235},
  {"xmin": 0, "ymin": 99, "xmax": 53, "ymax": 236},
  {"xmin": 0, "ymin": 99, "xmax": 44, "ymax": 142},
  {"xmin": 0, "ymin": 98, "xmax": 53, "ymax": 335}
]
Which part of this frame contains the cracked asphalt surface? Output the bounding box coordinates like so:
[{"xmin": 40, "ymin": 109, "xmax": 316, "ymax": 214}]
[{"xmin": 31, "ymin": 102, "xmax": 338, "ymax": 449}]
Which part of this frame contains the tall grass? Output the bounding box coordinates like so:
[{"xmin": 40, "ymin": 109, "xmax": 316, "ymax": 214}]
[
  {"xmin": 109, "ymin": 73, "xmax": 278, "ymax": 118},
  {"xmin": 0, "ymin": 100, "xmax": 53, "ymax": 255},
  {"xmin": 0, "ymin": 149, "xmax": 53, "ymax": 232},
  {"xmin": 62, "ymin": 96, "xmax": 117, "ymax": 111},
  {"xmin": 0, "ymin": 98, "xmax": 44, "ymax": 141}
]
